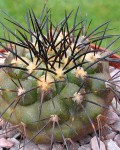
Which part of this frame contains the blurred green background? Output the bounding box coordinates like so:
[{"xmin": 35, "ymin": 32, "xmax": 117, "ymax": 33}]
[{"xmin": 0, "ymin": 0, "xmax": 120, "ymax": 50}]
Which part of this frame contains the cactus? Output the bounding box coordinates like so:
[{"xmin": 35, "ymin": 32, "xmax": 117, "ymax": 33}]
[{"xmin": 0, "ymin": 6, "xmax": 120, "ymax": 149}]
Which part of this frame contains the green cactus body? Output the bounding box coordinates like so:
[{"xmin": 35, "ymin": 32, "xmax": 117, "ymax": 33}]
[{"xmin": 0, "ymin": 8, "xmax": 116, "ymax": 146}]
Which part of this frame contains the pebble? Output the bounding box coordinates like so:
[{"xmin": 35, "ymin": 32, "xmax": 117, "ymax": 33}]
[
  {"xmin": 38, "ymin": 143, "xmax": 65, "ymax": 150},
  {"xmin": 38, "ymin": 144, "xmax": 50, "ymax": 150},
  {"xmin": 104, "ymin": 139, "xmax": 120, "ymax": 150},
  {"xmin": 110, "ymin": 121, "xmax": 120, "ymax": 132},
  {"xmin": 105, "ymin": 132, "xmax": 116, "ymax": 140},
  {"xmin": 102, "ymin": 124, "xmax": 113, "ymax": 136},
  {"xmin": 0, "ymin": 59, "xmax": 5, "ymax": 65},
  {"xmin": 4, "ymin": 128, "xmax": 18, "ymax": 138},
  {"xmin": 78, "ymin": 144, "xmax": 91, "ymax": 150},
  {"xmin": 105, "ymin": 110, "xmax": 119, "ymax": 125},
  {"xmin": 90, "ymin": 136, "xmax": 106, "ymax": 150},
  {"xmin": 0, "ymin": 137, "xmax": 14, "ymax": 149},
  {"xmin": 52, "ymin": 143, "xmax": 64, "ymax": 150},
  {"xmin": 13, "ymin": 132, "xmax": 21, "ymax": 139},
  {"xmin": 20, "ymin": 140, "xmax": 39, "ymax": 150},
  {"xmin": 114, "ymin": 134, "xmax": 120, "ymax": 147},
  {"xmin": 79, "ymin": 135, "xmax": 91, "ymax": 145},
  {"xmin": 0, "ymin": 128, "xmax": 18, "ymax": 139},
  {"xmin": 112, "ymin": 98, "xmax": 120, "ymax": 115},
  {"xmin": 67, "ymin": 142, "xmax": 79, "ymax": 150},
  {"xmin": 9, "ymin": 138, "xmax": 20, "ymax": 150},
  {"xmin": 0, "ymin": 130, "xmax": 6, "ymax": 138}
]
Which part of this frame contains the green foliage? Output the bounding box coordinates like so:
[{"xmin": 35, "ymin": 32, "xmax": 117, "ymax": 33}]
[{"xmin": 0, "ymin": 0, "xmax": 120, "ymax": 36}]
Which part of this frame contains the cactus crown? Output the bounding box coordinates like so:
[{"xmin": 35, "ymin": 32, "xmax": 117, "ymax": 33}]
[{"xmin": 0, "ymin": 6, "xmax": 120, "ymax": 149}]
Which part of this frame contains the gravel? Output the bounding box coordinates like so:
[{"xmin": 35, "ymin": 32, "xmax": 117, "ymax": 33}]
[
  {"xmin": 104, "ymin": 139, "xmax": 120, "ymax": 150},
  {"xmin": 9, "ymin": 138, "xmax": 20, "ymax": 150}
]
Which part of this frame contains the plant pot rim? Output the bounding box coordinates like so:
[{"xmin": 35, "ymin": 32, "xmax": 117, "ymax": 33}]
[
  {"xmin": 90, "ymin": 43, "xmax": 120, "ymax": 69},
  {"xmin": 0, "ymin": 44, "xmax": 120, "ymax": 69}
]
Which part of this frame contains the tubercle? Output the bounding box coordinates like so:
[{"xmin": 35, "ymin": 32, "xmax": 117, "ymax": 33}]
[{"xmin": 0, "ymin": 44, "xmax": 120, "ymax": 69}]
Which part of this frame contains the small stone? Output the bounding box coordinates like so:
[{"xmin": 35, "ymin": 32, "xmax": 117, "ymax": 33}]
[
  {"xmin": 67, "ymin": 142, "xmax": 79, "ymax": 150},
  {"xmin": 79, "ymin": 135, "xmax": 91, "ymax": 145},
  {"xmin": 3, "ymin": 128, "xmax": 18, "ymax": 138},
  {"xmin": 0, "ymin": 137, "xmax": 14, "ymax": 148},
  {"xmin": 114, "ymin": 134, "xmax": 120, "ymax": 147},
  {"xmin": 90, "ymin": 136, "xmax": 106, "ymax": 150},
  {"xmin": 78, "ymin": 144, "xmax": 91, "ymax": 150},
  {"xmin": 0, "ymin": 58, "xmax": 5, "ymax": 64},
  {"xmin": 52, "ymin": 143, "xmax": 64, "ymax": 150},
  {"xmin": 0, "ymin": 129, "xmax": 18, "ymax": 138},
  {"xmin": 112, "ymin": 98, "xmax": 120, "ymax": 115},
  {"xmin": 105, "ymin": 132, "xmax": 117, "ymax": 140},
  {"xmin": 104, "ymin": 139, "xmax": 120, "ymax": 150},
  {"xmin": 9, "ymin": 138, "xmax": 20, "ymax": 150},
  {"xmin": 0, "ymin": 130, "xmax": 6, "ymax": 138},
  {"xmin": 110, "ymin": 122, "xmax": 120, "ymax": 132},
  {"xmin": 105, "ymin": 110, "xmax": 119, "ymax": 125},
  {"xmin": 102, "ymin": 124, "xmax": 113, "ymax": 137},
  {"xmin": 109, "ymin": 67, "xmax": 115, "ymax": 73},
  {"xmin": 13, "ymin": 132, "xmax": 21, "ymax": 139},
  {"xmin": 37, "ymin": 144, "xmax": 50, "ymax": 150},
  {"xmin": 20, "ymin": 140, "xmax": 39, "ymax": 150}
]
